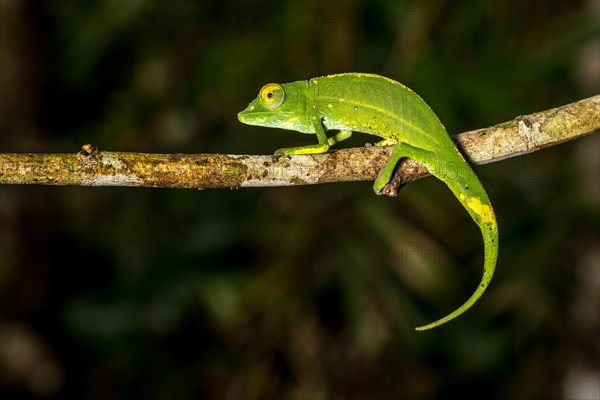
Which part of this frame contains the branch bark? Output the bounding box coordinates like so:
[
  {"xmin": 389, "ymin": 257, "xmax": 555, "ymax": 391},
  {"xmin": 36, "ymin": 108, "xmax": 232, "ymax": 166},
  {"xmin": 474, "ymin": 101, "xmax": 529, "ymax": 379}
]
[{"xmin": 1, "ymin": 95, "xmax": 599, "ymax": 196}]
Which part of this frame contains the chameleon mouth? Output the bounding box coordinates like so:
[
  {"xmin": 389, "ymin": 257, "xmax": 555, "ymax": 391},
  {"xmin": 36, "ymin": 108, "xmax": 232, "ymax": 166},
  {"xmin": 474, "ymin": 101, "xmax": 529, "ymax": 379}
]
[
  {"xmin": 238, "ymin": 107, "xmax": 294, "ymax": 126},
  {"xmin": 237, "ymin": 110, "xmax": 265, "ymax": 125},
  {"xmin": 237, "ymin": 105, "xmax": 253, "ymax": 123}
]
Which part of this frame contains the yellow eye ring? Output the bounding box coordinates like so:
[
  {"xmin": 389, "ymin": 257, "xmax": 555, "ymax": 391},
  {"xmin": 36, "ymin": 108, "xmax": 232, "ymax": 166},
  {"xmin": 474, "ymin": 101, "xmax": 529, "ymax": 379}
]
[{"xmin": 259, "ymin": 83, "xmax": 285, "ymax": 109}]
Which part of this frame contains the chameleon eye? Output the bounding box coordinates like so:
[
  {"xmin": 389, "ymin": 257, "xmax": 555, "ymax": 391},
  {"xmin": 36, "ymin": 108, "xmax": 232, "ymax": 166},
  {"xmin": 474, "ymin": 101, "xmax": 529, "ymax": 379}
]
[{"xmin": 259, "ymin": 83, "xmax": 285, "ymax": 109}]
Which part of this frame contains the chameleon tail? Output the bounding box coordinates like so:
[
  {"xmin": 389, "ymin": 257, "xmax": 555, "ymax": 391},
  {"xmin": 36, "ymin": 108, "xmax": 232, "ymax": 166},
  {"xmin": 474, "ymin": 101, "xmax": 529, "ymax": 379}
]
[{"xmin": 415, "ymin": 151, "xmax": 499, "ymax": 331}]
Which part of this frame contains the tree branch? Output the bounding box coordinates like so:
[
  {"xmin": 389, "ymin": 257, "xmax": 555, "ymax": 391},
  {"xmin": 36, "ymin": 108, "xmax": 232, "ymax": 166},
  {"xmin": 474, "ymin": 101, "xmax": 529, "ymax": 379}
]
[{"xmin": 1, "ymin": 95, "xmax": 598, "ymax": 196}]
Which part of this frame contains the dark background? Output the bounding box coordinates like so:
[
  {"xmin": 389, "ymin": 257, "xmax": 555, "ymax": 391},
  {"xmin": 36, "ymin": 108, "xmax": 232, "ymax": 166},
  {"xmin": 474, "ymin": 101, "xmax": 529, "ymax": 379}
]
[{"xmin": 1, "ymin": 1, "xmax": 598, "ymax": 399}]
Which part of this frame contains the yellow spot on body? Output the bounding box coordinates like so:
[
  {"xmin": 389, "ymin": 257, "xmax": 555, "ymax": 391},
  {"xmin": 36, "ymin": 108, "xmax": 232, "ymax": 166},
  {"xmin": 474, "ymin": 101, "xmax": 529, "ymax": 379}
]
[
  {"xmin": 460, "ymin": 194, "xmax": 497, "ymax": 230},
  {"xmin": 327, "ymin": 104, "xmax": 333, "ymax": 108}
]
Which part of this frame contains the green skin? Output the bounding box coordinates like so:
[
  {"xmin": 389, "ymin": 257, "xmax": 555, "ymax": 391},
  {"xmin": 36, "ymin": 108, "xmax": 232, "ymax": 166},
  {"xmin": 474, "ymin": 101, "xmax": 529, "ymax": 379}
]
[{"xmin": 238, "ymin": 73, "xmax": 498, "ymax": 331}]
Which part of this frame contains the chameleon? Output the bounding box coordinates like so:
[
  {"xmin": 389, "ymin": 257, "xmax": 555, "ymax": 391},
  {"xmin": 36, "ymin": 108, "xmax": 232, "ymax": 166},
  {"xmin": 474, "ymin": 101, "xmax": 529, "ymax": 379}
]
[{"xmin": 238, "ymin": 73, "xmax": 498, "ymax": 331}]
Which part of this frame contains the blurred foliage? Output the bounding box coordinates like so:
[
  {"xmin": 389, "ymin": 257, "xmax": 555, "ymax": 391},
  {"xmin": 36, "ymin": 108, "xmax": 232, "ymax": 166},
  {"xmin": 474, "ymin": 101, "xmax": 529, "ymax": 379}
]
[{"xmin": 0, "ymin": 0, "xmax": 599, "ymax": 399}]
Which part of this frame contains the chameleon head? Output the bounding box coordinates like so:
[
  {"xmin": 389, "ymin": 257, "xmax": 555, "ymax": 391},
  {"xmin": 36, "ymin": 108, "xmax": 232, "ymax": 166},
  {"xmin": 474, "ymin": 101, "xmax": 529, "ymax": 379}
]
[{"xmin": 238, "ymin": 82, "xmax": 313, "ymax": 133}]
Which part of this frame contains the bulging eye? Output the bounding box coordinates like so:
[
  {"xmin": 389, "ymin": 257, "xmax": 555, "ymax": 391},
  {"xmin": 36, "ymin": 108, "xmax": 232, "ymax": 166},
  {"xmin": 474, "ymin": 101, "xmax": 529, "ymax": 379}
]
[{"xmin": 259, "ymin": 83, "xmax": 285, "ymax": 108}]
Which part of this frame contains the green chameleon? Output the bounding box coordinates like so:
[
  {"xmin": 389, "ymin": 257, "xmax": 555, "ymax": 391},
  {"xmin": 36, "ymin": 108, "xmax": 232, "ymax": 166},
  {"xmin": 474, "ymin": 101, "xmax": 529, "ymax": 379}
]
[{"xmin": 238, "ymin": 73, "xmax": 498, "ymax": 331}]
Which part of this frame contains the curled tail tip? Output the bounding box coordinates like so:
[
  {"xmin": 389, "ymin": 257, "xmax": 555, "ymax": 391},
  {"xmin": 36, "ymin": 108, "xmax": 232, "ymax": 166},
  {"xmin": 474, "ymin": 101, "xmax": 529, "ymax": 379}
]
[
  {"xmin": 414, "ymin": 318, "xmax": 453, "ymax": 331},
  {"xmin": 414, "ymin": 279, "xmax": 493, "ymax": 331}
]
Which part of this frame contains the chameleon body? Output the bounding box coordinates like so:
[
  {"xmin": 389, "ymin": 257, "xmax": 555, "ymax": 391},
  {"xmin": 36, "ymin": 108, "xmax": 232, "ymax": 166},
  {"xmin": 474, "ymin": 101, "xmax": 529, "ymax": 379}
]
[{"xmin": 238, "ymin": 73, "xmax": 498, "ymax": 331}]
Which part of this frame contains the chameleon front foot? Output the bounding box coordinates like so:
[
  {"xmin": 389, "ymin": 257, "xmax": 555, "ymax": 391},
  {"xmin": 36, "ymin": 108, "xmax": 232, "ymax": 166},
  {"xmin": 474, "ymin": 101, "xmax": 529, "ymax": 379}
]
[{"xmin": 274, "ymin": 143, "xmax": 330, "ymax": 156}]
